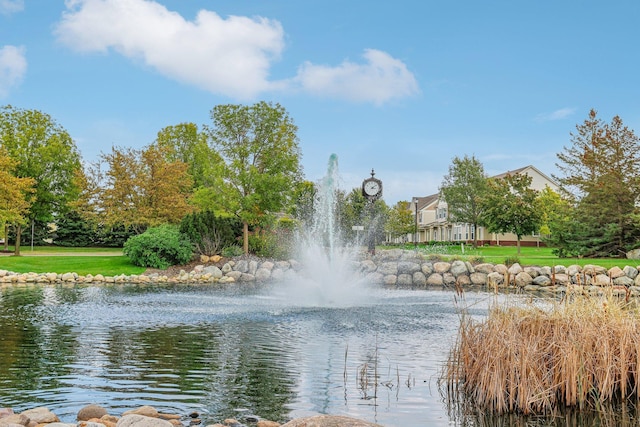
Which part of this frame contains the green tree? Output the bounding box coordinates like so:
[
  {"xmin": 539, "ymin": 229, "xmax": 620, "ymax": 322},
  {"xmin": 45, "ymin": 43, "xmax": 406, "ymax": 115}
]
[
  {"xmin": 207, "ymin": 101, "xmax": 303, "ymax": 254},
  {"xmin": 385, "ymin": 201, "xmax": 414, "ymax": 242},
  {"xmin": 482, "ymin": 173, "xmax": 542, "ymax": 255},
  {"xmin": 439, "ymin": 155, "xmax": 489, "ymax": 247},
  {"xmin": 337, "ymin": 188, "xmax": 388, "ymax": 246},
  {"xmin": 0, "ymin": 146, "xmax": 35, "ymax": 252},
  {"xmin": 0, "ymin": 105, "xmax": 81, "ymax": 254},
  {"xmin": 537, "ymin": 186, "xmax": 579, "ymax": 257},
  {"xmin": 155, "ymin": 123, "xmax": 223, "ymax": 188},
  {"xmin": 554, "ymin": 109, "xmax": 640, "ymax": 257}
]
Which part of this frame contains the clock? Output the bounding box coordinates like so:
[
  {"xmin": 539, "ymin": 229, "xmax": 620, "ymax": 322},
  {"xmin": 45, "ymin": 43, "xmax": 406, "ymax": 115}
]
[
  {"xmin": 362, "ymin": 169, "xmax": 382, "ymax": 200},
  {"xmin": 363, "ymin": 180, "xmax": 381, "ymax": 197}
]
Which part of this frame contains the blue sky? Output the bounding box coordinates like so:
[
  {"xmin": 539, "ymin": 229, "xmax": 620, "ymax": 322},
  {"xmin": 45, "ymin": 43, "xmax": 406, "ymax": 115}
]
[{"xmin": 2, "ymin": 0, "xmax": 640, "ymax": 205}]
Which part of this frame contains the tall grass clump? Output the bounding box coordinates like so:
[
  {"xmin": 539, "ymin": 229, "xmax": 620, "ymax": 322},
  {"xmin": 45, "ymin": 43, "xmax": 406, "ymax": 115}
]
[{"xmin": 442, "ymin": 291, "xmax": 640, "ymax": 416}]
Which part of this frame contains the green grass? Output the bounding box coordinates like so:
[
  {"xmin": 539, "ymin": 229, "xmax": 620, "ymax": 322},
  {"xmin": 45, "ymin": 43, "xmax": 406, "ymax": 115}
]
[
  {"xmin": 0, "ymin": 246, "xmax": 145, "ymax": 275},
  {"xmin": 385, "ymin": 243, "xmax": 636, "ymax": 269}
]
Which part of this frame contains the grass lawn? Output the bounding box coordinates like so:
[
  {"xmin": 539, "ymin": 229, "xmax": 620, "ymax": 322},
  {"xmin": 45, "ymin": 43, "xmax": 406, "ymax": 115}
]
[
  {"xmin": 387, "ymin": 243, "xmax": 636, "ymax": 269},
  {"xmin": 0, "ymin": 246, "xmax": 145, "ymax": 275}
]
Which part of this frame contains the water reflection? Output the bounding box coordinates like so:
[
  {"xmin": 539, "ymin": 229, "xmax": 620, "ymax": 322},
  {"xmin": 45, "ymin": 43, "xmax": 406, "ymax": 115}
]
[{"xmin": 0, "ymin": 284, "xmax": 634, "ymax": 426}]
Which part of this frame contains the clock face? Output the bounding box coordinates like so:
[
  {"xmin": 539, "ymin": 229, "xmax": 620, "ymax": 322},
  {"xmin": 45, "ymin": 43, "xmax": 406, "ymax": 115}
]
[{"xmin": 364, "ymin": 180, "xmax": 380, "ymax": 196}]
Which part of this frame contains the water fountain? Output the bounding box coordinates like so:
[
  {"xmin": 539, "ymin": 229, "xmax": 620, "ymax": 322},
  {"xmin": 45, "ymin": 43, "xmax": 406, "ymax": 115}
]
[{"xmin": 275, "ymin": 154, "xmax": 372, "ymax": 307}]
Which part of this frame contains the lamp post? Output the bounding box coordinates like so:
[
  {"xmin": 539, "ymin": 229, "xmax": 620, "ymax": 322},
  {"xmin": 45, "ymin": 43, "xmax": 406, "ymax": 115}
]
[{"xmin": 413, "ymin": 197, "xmax": 418, "ymax": 250}]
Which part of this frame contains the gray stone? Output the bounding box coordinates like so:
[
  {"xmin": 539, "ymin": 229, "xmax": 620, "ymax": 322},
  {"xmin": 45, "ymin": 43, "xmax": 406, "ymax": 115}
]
[
  {"xmin": 533, "ymin": 275, "xmax": 552, "ymax": 286},
  {"xmin": 553, "ymin": 265, "xmax": 566, "ymax": 274},
  {"xmin": 397, "ymin": 261, "xmax": 420, "ymax": 275},
  {"xmin": 377, "ymin": 262, "xmax": 398, "ymax": 276},
  {"xmin": 248, "ymin": 260, "xmax": 258, "ymax": 275},
  {"xmin": 514, "ymin": 272, "xmax": 533, "ymax": 287},
  {"xmin": 623, "ymin": 266, "xmax": 639, "ymax": 279},
  {"xmin": 626, "ymin": 248, "xmax": 640, "ymax": 260},
  {"xmin": 117, "ymin": 415, "xmax": 172, "ymax": 427},
  {"xmin": 397, "ymin": 273, "xmax": 413, "ymax": 286},
  {"xmin": 487, "ymin": 271, "xmax": 504, "ymax": 287},
  {"xmin": 254, "ymin": 268, "xmax": 271, "ymax": 281},
  {"xmin": 443, "ymin": 273, "xmax": 456, "ymax": 286},
  {"xmin": 235, "ymin": 260, "xmax": 249, "ymax": 273},
  {"xmin": 594, "ymin": 274, "xmax": 611, "ymax": 286},
  {"xmin": 383, "ymin": 274, "xmax": 397, "ymax": 286},
  {"xmin": 359, "ymin": 260, "xmax": 377, "ymax": 273},
  {"xmin": 523, "ymin": 267, "xmax": 540, "ymax": 278},
  {"xmin": 239, "ymin": 273, "xmax": 255, "ymax": 282},
  {"xmin": 202, "ymin": 266, "xmax": 223, "ymax": 279},
  {"xmin": 412, "ymin": 271, "xmax": 427, "ymax": 286},
  {"xmin": 365, "ymin": 272, "xmax": 384, "ymax": 284},
  {"xmin": 260, "ymin": 261, "xmax": 274, "ymax": 271},
  {"xmin": 420, "ymin": 263, "xmax": 433, "ymax": 275},
  {"xmin": 77, "ymin": 404, "xmax": 108, "ymax": 421},
  {"xmin": 450, "ymin": 260, "xmax": 468, "ymax": 277},
  {"xmin": 507, "ymin": 263, "xmax": 523, "ymax": 276},
  {"xmin": 474, "ymin": 263, "xmax": 495, "ymax": 274},
  {"xmin": 613, "ymin": 276, "xmax": 634, "ymax": 287}
]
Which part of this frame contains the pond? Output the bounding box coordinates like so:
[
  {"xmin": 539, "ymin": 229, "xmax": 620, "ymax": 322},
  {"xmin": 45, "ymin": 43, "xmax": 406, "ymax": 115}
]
[
  {"xmin": 2, "ymin": 282, "xmax": 638, "ymax": 427},
  {"xmin": 0, "ymin": 282, "xmax": 504, "ymax": 426}
]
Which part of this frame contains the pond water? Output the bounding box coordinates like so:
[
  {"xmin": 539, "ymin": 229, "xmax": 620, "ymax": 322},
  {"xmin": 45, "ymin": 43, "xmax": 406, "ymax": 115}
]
[
  {"xmin": 2, "ymin": 283, "xmax": 637, "ymax": 427},
  {"xmin": 0, "ymin": 283, "xmax": 502, "ymax": 426}
]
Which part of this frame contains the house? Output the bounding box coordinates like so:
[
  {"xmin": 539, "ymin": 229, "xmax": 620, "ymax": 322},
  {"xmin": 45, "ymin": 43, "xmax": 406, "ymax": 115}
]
[{"xmin": 407, "ymin": 165, "xmax": 559, "ymax": 247}]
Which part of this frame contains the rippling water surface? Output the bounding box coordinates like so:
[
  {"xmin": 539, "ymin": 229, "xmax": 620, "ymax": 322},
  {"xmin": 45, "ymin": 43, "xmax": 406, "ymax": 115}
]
[{"xmin": 3, "ymin": 283, "xmax": 622, "ymax": 427}]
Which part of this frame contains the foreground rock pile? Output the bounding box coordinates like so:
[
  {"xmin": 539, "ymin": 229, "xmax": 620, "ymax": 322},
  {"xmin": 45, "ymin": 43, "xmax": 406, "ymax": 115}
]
[
  {"xmin": 0, "ymin": 405, "xmax": 382, "ymax": 427},
  {"xmin": 1, "ymin": 249, "xmax": 639, "ymax": 295}
]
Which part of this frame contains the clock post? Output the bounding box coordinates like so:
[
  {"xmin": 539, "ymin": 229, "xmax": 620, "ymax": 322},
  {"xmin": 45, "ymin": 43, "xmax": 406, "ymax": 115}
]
[{"xmin": 362, "ymin": 169, "xmax": 382, "ymax": 254}]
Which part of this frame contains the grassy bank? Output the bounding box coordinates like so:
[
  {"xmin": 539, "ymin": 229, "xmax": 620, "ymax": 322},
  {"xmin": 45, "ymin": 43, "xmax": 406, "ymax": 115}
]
[
  {"xmin": 442, "ymin": 292, "xmax": 640, "ymax": 415},
  {"xmin": 387, "ymin": 244, "xmax": 631, "ymax": 269},
  {"xmin": 0, "ymin": 246, "xmax": 145, "ymax": 275}
]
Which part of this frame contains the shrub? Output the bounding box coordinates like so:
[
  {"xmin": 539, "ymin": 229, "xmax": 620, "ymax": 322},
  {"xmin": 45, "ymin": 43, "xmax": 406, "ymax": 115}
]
[
  {"xmin": 123, "ymin": 224, "xmax": 193, "ymax": 269},
  {"xmin": 221, "ymin": 245, "xmax": 243, "ymax": 258},
  {"xmin": 179, "ymin": 211, "xmax": 242, "ymax": 255}
]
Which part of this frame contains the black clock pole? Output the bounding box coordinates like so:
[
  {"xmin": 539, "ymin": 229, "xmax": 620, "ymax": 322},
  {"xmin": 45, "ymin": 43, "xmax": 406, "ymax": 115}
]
[{"xmin": 362, "ymin": 169, "xmax": 382, "ymax": 255}]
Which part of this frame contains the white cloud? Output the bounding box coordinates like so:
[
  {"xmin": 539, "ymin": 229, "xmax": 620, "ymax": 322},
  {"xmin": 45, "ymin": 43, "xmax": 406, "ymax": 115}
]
[
  {"xmin": 535, "ymin": 107, "xmax": 576, "ymax": 122},
  {"xmin": 53, "ymin": 0, "xmax": 419, "ymax": 104},
  {"xmin": 293, "ymin": 49, "xmax": 420, "ymax": 105},
  {"xmin": 0, "ymin": 45, "xmax": 27, "ymax": 98},
  {"xmin": 54, "ymin": 0, "xmax": 285, "ymax": 99},
  {"xmin": 0, "ymin": 0, "xmax": 24, "ymax": 15}
]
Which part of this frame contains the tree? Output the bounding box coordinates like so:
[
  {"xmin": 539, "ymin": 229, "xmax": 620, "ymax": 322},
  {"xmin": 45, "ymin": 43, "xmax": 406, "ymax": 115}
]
[
  {"xmin": 481, "ymin": 173, "xmax": 542, "ymax": 255},
  {"xmin": 537, "ymin": 186, "xmax": 579, "ymax": 257},
  {"xmin": 385, "ymin": 201, "xmax": 414, "ymax": 242},
  {"xmin": 439, "ymin": 155, "xmax": 489, "ymax": 247},
  {"xmin": 207, "ymin": 102, "xmax": 303, "ymax": 254},
  {"xmin": 155, "ymin": 123, "xmax": 223, "ymax": 188},
  {"xmin": 84, "ymin": 144, "xmax": 194, "ymax": 234},
  {"xmin": 0, "ymin": 105, "xmax": 81, "ymax": 254},
  {"xmin": 0, "ymin": 146, "xmax": 35, "ymax": 252},
  {"xmin": 337, "ymin": 188, "xmax": 388, "ymax": 246},
  {"xmin": 554, "ymin": 109, "xmax": 640, "ymax": 257}
]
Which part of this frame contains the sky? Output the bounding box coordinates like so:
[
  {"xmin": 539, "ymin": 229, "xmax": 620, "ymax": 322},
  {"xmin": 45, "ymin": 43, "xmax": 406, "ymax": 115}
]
[{"xmin": 2, "ymin": 0, "xmax": 640, "ymax": 205}]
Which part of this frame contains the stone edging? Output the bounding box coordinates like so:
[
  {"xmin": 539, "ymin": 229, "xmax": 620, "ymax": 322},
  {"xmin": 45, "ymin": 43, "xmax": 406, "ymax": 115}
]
[{"xmin": 1, "ymin": 249, "xmax": 639, "ymax": 296}]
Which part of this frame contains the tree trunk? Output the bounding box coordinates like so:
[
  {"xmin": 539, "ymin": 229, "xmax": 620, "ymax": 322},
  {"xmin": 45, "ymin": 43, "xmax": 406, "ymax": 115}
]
[
  {"xmin": 14, "ymin": 224, "xmax": 22, "ymax": 256},
  {"xmin": 472, "ymin": 223, "xmax": 478, "ymax": 248},
  {"xmin": 3, "ymin": 224, "xmax": 7, "ymax": 251},
  {"xmin": 516, "ymin": 236, "xmax": 521, "ymax": 255},
  {"xmin": 243, "ymin": 221, "xmax": 249, "ymax": 254}
]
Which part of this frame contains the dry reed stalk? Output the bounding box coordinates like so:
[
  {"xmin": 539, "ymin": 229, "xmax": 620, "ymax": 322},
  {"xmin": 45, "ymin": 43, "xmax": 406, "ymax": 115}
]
[{"xmin": 441, "ymin": 294, "xmax": 640, "ymax": 415}]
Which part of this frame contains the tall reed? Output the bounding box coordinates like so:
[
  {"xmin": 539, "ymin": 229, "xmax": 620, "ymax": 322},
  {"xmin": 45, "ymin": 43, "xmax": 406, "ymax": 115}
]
[{"xmin": 442, "ymin": 289, "xmax": 640, "ymax": 415}]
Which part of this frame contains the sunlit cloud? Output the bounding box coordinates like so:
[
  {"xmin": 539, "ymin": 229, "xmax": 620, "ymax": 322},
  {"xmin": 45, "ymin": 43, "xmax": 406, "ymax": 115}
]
[
  {"xmin": 54, "ymin": 0, "xmax": 419, "ymax": 105},
  {"xmin": 293, "ymin": 49, "xmax": 420, "ymax": 105},
  {"xmin": 0, "ymin": 45, "xmax": 27, "ymax": 98}
]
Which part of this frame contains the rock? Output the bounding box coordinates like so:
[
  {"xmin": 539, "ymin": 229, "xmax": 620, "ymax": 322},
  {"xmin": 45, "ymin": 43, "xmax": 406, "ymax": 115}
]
[
  {"xmin": 20, "ymin": 408, "xmax": 59, "ymax": 424},
  {"xmin": 507, "ymin": 263, "xmax": 523, "ymax": 276},
  {"xmin": 377, "ymin": 262, "xmax": 398, "ymax": 276},
  {"xmin": 122, "ymin": 407, "xmax": 158, "ymax": 418},
  {"xmin": 281, "ymin": 415, "xmax": 383, "ymax": 427},
  {"xmin": 0, "ymin": 414, "xmax": 29, "ymax": 427},
  {"xmin": 116, "ymin": 415, "xmax": 172, "ymax": 427},
  {"xmin": 433, "ymin": 262, "xmax": 450, "ymax": 274},
  {"xmin": 78, "ymin": 405, "xmax": 108, "ymax": 421},
  {"xmin": 397, "ymin": 273, "xmax": 413, "ymax": 287},
  {"xmin": 412, "ymin": 271, "xmax": 427, "ymax": 286},
  {"xmin": 487, "ymin": 271, "xmax": 504, "ymax": 287},
  {"xmin": 426, "ymin": 273, "xmax": 444, "ymax": 286},
  {"xmin": 450, "ymin": 260, "xmax": 468, "ymax": 277},
  {"xmin": 256, "ymin": 421, "xmax": 280, "ymax": 427},
  {"xmin": 623, "ymin": 266, "xmax": 639, "ymax": 279},
  {"xmin": 200, "ymin": 255, "xmax": 210, "ymax": 263},
  {"xmin": 255, "ymin": 268, "xmax": 272, "ymax": 281},
  {"xmin": 514, "ymin": 271, "xmax": 533, "ymax": 287},
  {"xmin": 470, "ymin": 272, "xmax": 487, "ymax": 285},
  {"xmin": 608, "ymin": 266, "xmax": 625, "ymax": 279},
  {"xmin": 627, "ymin": 248, "xmax": 640, "ymax": 259},
  {"xmin": 533, "ymin": 275, "xmax": 552, "ymax": 286}
]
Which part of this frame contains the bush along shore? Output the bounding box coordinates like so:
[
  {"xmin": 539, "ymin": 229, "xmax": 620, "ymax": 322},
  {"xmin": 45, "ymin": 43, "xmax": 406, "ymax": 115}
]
[
  {"xmin": 1, "ymin": 249, "xmax": 640, "ymax": 295},
  {"xmin": 0, "ymin": 405, "xmax": 382, "ymax": 427}
]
